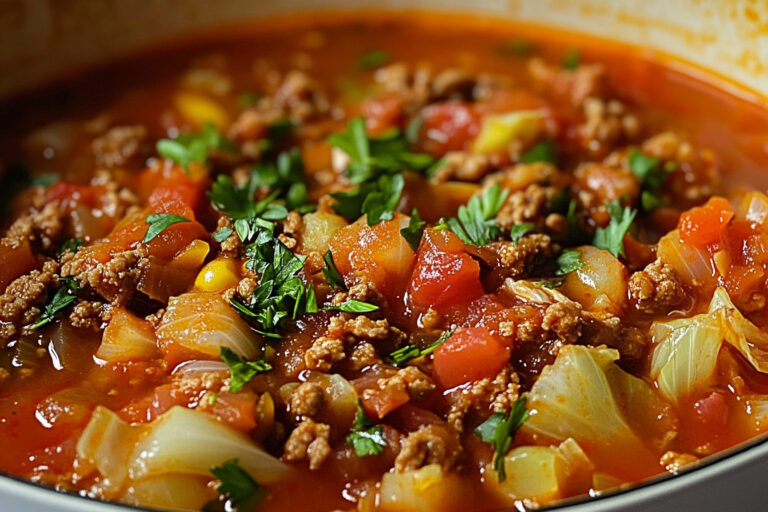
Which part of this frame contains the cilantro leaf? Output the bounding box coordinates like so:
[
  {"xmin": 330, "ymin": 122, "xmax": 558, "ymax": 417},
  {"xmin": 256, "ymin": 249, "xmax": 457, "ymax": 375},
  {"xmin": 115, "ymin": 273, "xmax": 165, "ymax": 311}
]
[
  {"xmin": 592, "ymin": 200, "xmax": 637, "ymax": 257},
  {"xmin": 554, "ymin": 249, "xmax": 584, "ymax": 276},
  {"xmin": 220, "ymin": 346, "xmax": 272, "ymax": 393},
  {"xmin": 400, "ymin": 208, "xmax": 426, "ymax": 251},
  {"xmin": 207, "ymin": 459, "xmax": 265, "ymax": 511},
  {"xmin": 30, "ymin": 173, "xmax": 59, "ymax": 187},
  {"xmin": 360, "ymin": 174, "xmax": 404, "ymax": 226},
  {"xmin": 213, "ymin": 226, "xmax": 234, "ymax": 243},
  {"xmin": 521, "ymin": 139, "xmax": 557, "ymax": 165},
  {"xmin": 142, "ymin": 213, "xmax": 190, "ymax": 243},
  {"xmin": 629, "ymin": 149, "xmax": 671, "ymax": 212},
  {"xmin": 357, "ymin": 50, "xmax": 390, "ymax": 70},
  {"xmin": 561, "ymin": 50, "xmax": 581, "ymax": 70},
  {"xmin": 322, "ymin": 250, "xmax": 346, "ymax": 290},
  {"xmin": 509, "ymin": 222, "xmax": 535, "ymax": 245},
  {"xmin": 474, "ymin": 396, "xmax": 529, "ymax": 482},
  {"xmin": 31, "ymin": 277, "xmax": 79, "ymax": 329},
  {"xmin": 445, "ymin": 184, "xmax": 509, "ymax": 246},
  {"xmin": 208, "ymin": 177, "xmax": 288, "ymax": 244},
  {"xmin": 346, "ymin": 400, "xmax": 387, "ymax": 456},
  {"xmin": 59, "ymin": 238, "xmax": 83, "ymax": 255},
  {"xmin": 251, "ymin": 148, "xmax": 315, "ymax": 213},
  {"xmin": 157, "ymin": 122, "xmax": 235, "ymax": 169},
  {"xmin": 325, "ymin": 300, "xmax": 379, "ymax": 313},
  {"xmin": 389, "ymin": 331, "xmax": 453, "ymax": 366}
]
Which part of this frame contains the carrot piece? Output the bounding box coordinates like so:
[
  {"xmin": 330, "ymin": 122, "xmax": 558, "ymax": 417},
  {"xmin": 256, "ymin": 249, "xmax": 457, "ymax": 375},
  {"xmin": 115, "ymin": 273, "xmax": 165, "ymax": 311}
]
[{"xmin": 678, "ymin": 196, "xmax": 733, "ymax": 247}]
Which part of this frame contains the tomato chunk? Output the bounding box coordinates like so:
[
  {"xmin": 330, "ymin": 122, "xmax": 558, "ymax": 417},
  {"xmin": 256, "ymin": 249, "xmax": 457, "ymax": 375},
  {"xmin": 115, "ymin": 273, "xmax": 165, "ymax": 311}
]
[
  {"xmin": 419, "ymin": 102, "xmax": 481, "ymax": 156},
  {"xmin": 408, "ymin": 229, "xmax": 483, "ymax": 312},
  {"xmin": 361, "ymin": 93, "xmax": 405, "ymax": 134},
  {"xmin": 0, "ymin": 238, "xmax": 36, "ymax": 291},
  {"xmin": 678, "ymin": 196, "xmax": 733, "ymax": 247},
  {"xmin": 433, "ymin": 327, "xmax": 510, "ymax": 388}
]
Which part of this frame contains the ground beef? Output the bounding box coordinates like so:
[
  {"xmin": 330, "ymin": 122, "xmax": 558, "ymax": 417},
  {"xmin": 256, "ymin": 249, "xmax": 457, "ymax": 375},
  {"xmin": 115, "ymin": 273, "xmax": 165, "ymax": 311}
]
[
  {"xmin": 487, "ymin": 234, "xmax": 553, "ymax": 280},
  {"xmin": 91, "ymin": 125, "xmax": 148, "ymax": 168},
  {"xmin": 278, "ymin": 211, "xmax": 303, "ymax": 251},
  {"xmin": 529, "ymin": 58, "xmax": 606, "ymax": 107},
  {"xmin": 394, "ymin": 424, "xmax": 460, "ymax": 473},
  {"xmin": 272, "ymin": 70, "xmax": 330, "ymax": 121},
  {"xmin": 363, "ymin": 367, "xmax": 436, "ymax": 409},
  {"xmin": 6, "ymin": 202, "xmax": 67, "ymax": 252},
  {"xmin": 288, "ymin": 381, "xmax": 325, "ymax": 418},
  {"xmin": 215, "ymin": 216, "xmax": 243, "ymax": 257},
  {"xmin": 348, "ymin": 341, "xmax": 381, "ymax": 371},
  {"xmin": 660, "ymin": 450, "xmax": 698, "ymax": 474},
  {"xmin": 581, "ymin": 311, "xmax": 646, "ymax": 360},
  {"xmin": 374, "ymin": 64, "xmax": 477, "ymax": 114},
  {"xmin": 429, "ymin": 68, "xmax": 476, "ymax": 101},
  {"xmin": 495, "ymin": 183, "xmax": 559, "ymax": 228},
  {"xmin": 628, "ymin": 259, "xmax": 686, "ymax": 314},
  {"xmin": 282, "ymin": 418, "xmax": 332, "ymax": 470},
  {"xmin": 579, "ymin": 98, "xmax": 640, "ymax": 155},
  {"xmin": 304, "ymin": 336, "xmax": 346, "ymax": 372},
  {"xmin": 0, "ymin": 260, "xmax": 59, "ymax": 344},
  {"xmin": 446, "ymin": 366, "xmax": 520, "ymax": 431},
  {"xmin": 330, "ymin": 281, "xmax": 387, "ymax": 310},
  {"xmin": 542, "ymin": 300, "xmax": 583, "ymax": 344},
  {"xmin": 68, "ymin": 300, "xmax": 105, "ymax": 331},
  {"xmin": 60, "ymin": 246, "xmax": 148, "ymax": 306},
  {"xmin": 430, "ymin": 152, "xmax": 492, "ymax": 183}
]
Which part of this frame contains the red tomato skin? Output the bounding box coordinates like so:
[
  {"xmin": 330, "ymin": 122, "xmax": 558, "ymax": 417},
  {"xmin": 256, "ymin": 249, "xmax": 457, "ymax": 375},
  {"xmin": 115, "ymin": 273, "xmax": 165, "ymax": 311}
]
[
  {"xmin": 419, "ymin": 102, "xmax": 481, "ymax": 156},
  {"xmin": 693, "ymin": 392, "xmax": 729, "ymax": 434},
  {"xmin": 678, "ymin": 197, "xmax": 734, "ymax": 247},
  {"xmin": 408, "ymin": 229, "xmax": 483, "ymax": 312},
  {"xmin": 433, "ymin": 327, "xmax": 511, "ymax": 388},
  {"xmin": 361, "ymin": 93, "xmax": 405, "ymax": 134}
]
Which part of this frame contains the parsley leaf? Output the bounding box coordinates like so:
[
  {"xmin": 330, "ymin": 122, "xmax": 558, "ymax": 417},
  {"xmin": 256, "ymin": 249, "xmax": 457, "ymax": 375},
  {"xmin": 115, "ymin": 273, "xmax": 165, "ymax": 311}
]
[
  {"xmin": 31, "ymin": 277, "xmax": 79, "ymax": 329},
  {"xmin": 157, "ymin": 121, "xmax": 235, "ymax": 169},
  {"xmin": 30, "ymin": 173, "xmax": 59, "ymax": 187},
  {"xmin": 346, "ymin": 400, "xmax": 387, "ymax": 456},
  {"xmin": 360, "ymin": 174, "xmax": 404, "ymax": 225},
  {"xmin": 357, "ymin": 50, "xmax": 390, "ymax": 70},
  {"xmin": 400, "ymin": 208, "xmax": 426, "ymax": 251},
  {"xmin": 494, "ymin": 38, "xmax": 534, "ymax": 56},
  {"xmin": 474, "ymin": 396, "xmax": 529, "ymax": 482},
  {"xmin": 561, "ymin": 50, "xmax": 581, "ymax": 70},
  {"xmin": 322, "ymin": 250, "xmax": 346, "ymax": 290},
  {"xmin": 251, "ymin": 148, "xmax": 315, "ymax": 213},
  {"xmin": 629, "ymin": 149, "xmax": 671, "ymax": 212},
  {"xmin": 445, "ymin": 184, "xmax": 509, "ymax": 246},
  {"xmin": 59, "ymin": 238, "xmax": 83, "ymax": 255},
  {"xmin": 208, "ymin": 178, "xmax": 288, "ymax": 243},
  {"xmin": 509, "ymin": 222, "xmax": 535, "ymax": 245},
  {"xmin": 554, "ymin": 249, "xmax": 584, "ymax": 276},
  {"xmin": 207, "ymin": 459, "xmax": 265, "ymax": 511},
  {"xmin": 325, "ymin": 300, "xmax": 379, "ymax": 313},
  {"xmin": 213, "ymin": 226, "xmax": 234, "ymax": 243},
  {"xmin": 592, "ymin": 200, "xmax": 637, "ymax": 257},
  {"xmin": 521, "ymin": 139, "xmax": 557, "ymax": 165},
  {"xmin": 389, "ymin": 331, "xmax": 453, "ymax": 366},
  {"xmin": 220, "ymin": 347, "xmax": 272, "ymax": 393},
  {"xmin": 142, "ymin": 213, "xmax": 190, "ymax": 243}
]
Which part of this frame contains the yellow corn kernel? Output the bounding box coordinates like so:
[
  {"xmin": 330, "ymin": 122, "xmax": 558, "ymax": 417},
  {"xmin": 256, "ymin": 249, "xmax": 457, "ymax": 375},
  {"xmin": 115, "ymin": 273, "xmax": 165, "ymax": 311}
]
[
  {"xmin": 194, "ymin": 257, "xmax": 240, "ymax": 292},
  {"xmin": 173, "ymin": 91, "xmax": 229, "ymax": 128}
]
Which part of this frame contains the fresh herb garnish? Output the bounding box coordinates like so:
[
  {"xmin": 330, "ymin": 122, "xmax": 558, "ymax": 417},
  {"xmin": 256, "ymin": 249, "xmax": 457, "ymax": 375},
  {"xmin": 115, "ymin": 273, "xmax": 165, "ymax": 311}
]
[
  {"xmin": 554, "ymin": 249, "xmax": 584, "ymax": 276},
  {"xmin": 561, "ymin": 50, "xmax": 581, "ymax": 70},
  {"xmin": 30, "ymin": 173, "xmax": 60, "ymax": 187},
  {"xmin": 521, "ymin": 139, "xmax": 557, "ymax": 165},
  {"xmin": 445, "ymin": 184, "xmax": 509, "ymax": 246},
  {"xmin": 400, "ymin": 208, "xmax": 426, "ymax": 251},
  {"xmin": 257, "ymin": 119, "xmax": 295, "ymax": 153},
  {"xmin": 389, "ymin": 331, "xmax": 453, "ymax": 366},
  {"xmin": 59, "ymin": 238, "xmax": 83, "ymax": 255},
  {"xmin": 31, "ymin": 277, "xmax": 79, "ymax": 329},
  {"xmin": 592, "ymin": 200, "xmax": 637, "ymax": 258},
  {"xmin": 474, "ymin": 396, "xmax": 529, "ymax": 482},
  {"xmin": 322, "ymin": 250, "xmax": 346, "ymax": 290},
  {"xmin": 629, "ymin": 149, "xmax": 671, "ymax": 212},
  {"xmin": 206, "ymin": 459, "xmax": 265, "ymax": 511},
  {"xmin": 251, "ymin": 148, "xmax": 315, "ymax": 213},
  {"xmin": 357, "ymin": 50, "xmax": 390, "ymax": 70},
  {"xmin": 509, "ymin": 222, "xmax": 535, "ymax": 245},
  {"xmin": 238, "ymin": 92, "xmax": 260, "ymax": 106},
  {"xmin": 405, "ymin": 116, "xmax": 423, "ymax": 145},
  {"xmin": 494, "ymin": 38, "xmax": 534, "ymax": 56},
  {"xmin": 208, "ymin": 177, "xmax": 288, "ymax": 244},
  {"xmin": 213, "ymin": 226, "xmax": 234, "ymax": 243},
  {"xmin": 156, "ymin": 121, "xmax": 235, "ymax": 169},
  {"xmin": 346, "ymin": 400, "xmax": 387, "ymax": 457},
  {"xmin": 142, "ymin": 213, "xmax": 191, "ymax": 243},
  {"xmin": 324, "ymin": 300, "xmax": 379, "ymax": 313},
  {"xmin": 220, "ymin": 346, "xmax": 272, "ymax": 393}
]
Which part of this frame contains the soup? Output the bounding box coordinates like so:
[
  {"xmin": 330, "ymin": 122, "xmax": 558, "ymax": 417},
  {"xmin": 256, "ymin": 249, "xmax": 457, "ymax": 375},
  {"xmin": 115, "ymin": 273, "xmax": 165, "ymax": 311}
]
[{"xmin": 1, "ymin": 12, "xmax": 768, "ymax": 512}]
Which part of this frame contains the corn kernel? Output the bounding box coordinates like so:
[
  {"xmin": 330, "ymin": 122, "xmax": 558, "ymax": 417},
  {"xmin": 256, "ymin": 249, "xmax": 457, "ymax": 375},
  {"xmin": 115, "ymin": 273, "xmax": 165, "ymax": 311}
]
[
  {"xmin": 194, "ymin": 257, "xmax": 240, "ymax": 292},
  {"xmin": 173, "ymin": 91, "xmax": 229, "ymax": 128}
]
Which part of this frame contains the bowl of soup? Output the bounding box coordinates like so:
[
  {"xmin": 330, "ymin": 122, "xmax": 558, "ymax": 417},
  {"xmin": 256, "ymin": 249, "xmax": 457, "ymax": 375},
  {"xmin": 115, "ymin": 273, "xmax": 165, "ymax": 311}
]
[{"xmin": 1, "ymin": 1, "xmax": 768, "ymax": 511}]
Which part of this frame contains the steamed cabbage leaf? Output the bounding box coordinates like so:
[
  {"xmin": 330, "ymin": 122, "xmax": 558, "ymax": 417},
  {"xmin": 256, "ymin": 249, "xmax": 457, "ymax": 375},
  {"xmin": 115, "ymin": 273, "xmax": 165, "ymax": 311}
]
[{"xmin": 650, "ymin": 287, "xmax": 768, "ymax": 402}]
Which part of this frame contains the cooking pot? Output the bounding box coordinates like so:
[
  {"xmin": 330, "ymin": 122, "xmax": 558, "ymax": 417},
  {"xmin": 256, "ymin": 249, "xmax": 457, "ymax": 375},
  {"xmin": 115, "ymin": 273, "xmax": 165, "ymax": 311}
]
[{"xmin": 1, "ymin": 1, "xmax": 767, "ymax": 511}]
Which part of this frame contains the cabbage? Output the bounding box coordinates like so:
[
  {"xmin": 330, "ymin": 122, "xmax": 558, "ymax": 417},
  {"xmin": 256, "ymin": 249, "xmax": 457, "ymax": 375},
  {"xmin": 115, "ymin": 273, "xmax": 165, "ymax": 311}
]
[
  {"xmin": 379, "ymin": 464, "xmax": 465, "ymax": 512},
  {"xmin": 650, "ymin": 287, "xmax": 768, "ymax": 402},
  {"xmin": 523, "ymin": 345, "xmax": 649, "ymax": 457},
  {"xmin": 121, "ymin": 474, "xmax": 215, "ymax": 511},
  {"xmin": 472, "ymin": 110, "xmax": 544, "ymax": 153}
]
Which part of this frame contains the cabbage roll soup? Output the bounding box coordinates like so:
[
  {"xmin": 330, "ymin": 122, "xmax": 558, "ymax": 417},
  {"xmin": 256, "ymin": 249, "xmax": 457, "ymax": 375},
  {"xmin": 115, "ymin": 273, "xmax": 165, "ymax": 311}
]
[{"xmin": 4, "ymin": 12, "xmax": 768, "ymax": 512}]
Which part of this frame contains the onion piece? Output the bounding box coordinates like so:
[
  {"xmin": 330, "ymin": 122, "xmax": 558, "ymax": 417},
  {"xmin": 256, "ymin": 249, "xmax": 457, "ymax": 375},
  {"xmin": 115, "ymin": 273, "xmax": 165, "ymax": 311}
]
[
  {"xmin": 379, "ymin": 464, "xmax": 465, "ymax": 512},
  {"xmin": 657, "ymin": 229, "xmax": 716, "ymax": 288},
  {"xmin": 97, "ymin": 308, "xmax": 158, "ymax": 362},
  {"xmin": 122, "ymin": 474, "xmax": 215, "ymax": 511}
]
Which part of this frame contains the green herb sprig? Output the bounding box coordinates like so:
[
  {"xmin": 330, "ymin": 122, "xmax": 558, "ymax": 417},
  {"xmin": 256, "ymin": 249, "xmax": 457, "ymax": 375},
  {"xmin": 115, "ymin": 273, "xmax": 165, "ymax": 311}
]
[
  {"xmin": 474, "ymin": 396, "xmax": 529, "ymax": 482},
  {"xmin": 346, "ymin": 400, "xmax": 387, "ymax": 457},
  {"xmin": 220, "ymin": 347, "xmax": 272, "ymax": 393}
]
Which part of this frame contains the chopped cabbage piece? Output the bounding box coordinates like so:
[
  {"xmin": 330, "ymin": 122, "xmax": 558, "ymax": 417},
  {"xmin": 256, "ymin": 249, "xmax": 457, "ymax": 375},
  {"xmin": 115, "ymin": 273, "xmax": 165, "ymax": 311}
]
[
  {"xmin": 379, "ymin": 464, "xmax": 465, "ymax": 512},
  {"xmin": 472, "ymin": 110, "xmax": 544, "ymax": 153}
]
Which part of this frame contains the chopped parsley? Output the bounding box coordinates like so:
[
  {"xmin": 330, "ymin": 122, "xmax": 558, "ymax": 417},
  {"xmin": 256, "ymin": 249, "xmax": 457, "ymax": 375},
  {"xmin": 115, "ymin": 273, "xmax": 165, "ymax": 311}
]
[
  {"xmin": 257, "ymin": 119, "xmax": 295, "ymax": 153},
  {"xmin": 445, "ymin": 184, "xmax": 509, "ymax": 246},
  {"xmin": 31, "ymin": 277, "xmax": 79, "ymax": 329},
  {"xmin": 322, "ymin": 250, "xmax": 346, "ymax": 290},
  {"xmin": 592, "ymin": 200, "xmax": 637, "ymax": 258},
  {"xmin": 521, "ymin": 139, "xmax": 557, "ymax": 165},
  {"xmin": 250, "ymin": 148, "xmax": 315, "ymax": 213},
  {"xmin": 30, "ymin": 173, "xmax": 60, "ymax": 187},
  {"xmin": 213, "ymin": 226, "xmax": 234, "ymax": 243},
  {"xmin": 324, "ymin": 300, "xmax": 379, "ymax": 313},
  {"xmin": 346, "ymin": 400, "xmax": 387, "ymax": 457},
  {"xmin": 629, "ymin": 149, "xmax": 672, "ymax": 211},
  {"xmin": 142, "ymin": 213, "xmax": 190, "ymax": 243},
  {"xmin": 400, "ymin": 208, "xmax": 426, "ymax": 251},
  {"xmin": 389, "ymin": 331, "xmax": 453, "ymax": 367},
  {"xmin": 206, "ymin": 459, "xmax": 265, "ymax": 511},
  {"xmin": 554, "ymin": 249, "xmax": 584, "ymax": 276},
  {"xmin": 561, "ymin": 50, "xmax": 581, "ymax": 70},
  {"xmin": 509, "ymin": 222, "xmax": 535, "ymax": 245},
  {"xmin": 208, "ymin": 177, "xmax": 288, "ymax": 244},
  {"xmin": 156, "ymin": 121, "xmax": 235, "ymax": 169},
  {"xmin": 474, "ymin": 396, "xmax": 529, "ymax": 482},
  {"xmin": 59, "ymin": 238, "xmax": 83, "ymax": 255},
  {"xmin": 220, "ymin": 347, "xmax": 272, "ymax": 393},
  {"xmin": 357, "ymin": 50, "xmax": 391, "ymax": 70},
  {"xmin": 494, "ymin": 38, "xmax": 534, "ymax": 56},
  {"xmin": 238, "ymin": 92, "xmax": 260, "ymax": 106}
]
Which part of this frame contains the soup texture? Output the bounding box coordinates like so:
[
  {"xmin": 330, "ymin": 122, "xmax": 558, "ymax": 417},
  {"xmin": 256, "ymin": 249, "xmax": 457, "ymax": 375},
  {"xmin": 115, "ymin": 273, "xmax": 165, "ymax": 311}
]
[{"xmin": 2, "ymin": 13, "xmax": 768, "ymax": 512}]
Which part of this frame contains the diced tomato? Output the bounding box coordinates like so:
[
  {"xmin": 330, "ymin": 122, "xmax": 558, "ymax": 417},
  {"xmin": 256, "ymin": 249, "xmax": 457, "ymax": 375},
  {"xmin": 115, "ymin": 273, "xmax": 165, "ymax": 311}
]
[
  {"xmin": 477, "ymin": 88, "xmax": 548, "ymax": 114},
  {"xmin": 361, "ymin": 93, "xmax": 405, "ymax": 134},
  {"xmin": 119, "ymin": 384, "xmax": 178, "ymax": 424},
  {"xmin": 328, "ymin": 215, "xmax": 416, "ymax": 304},
  {"xmin": 419, "ymin": 102, "xmax": 481, "ymax": 156},
  {"xmin": 433, "ymin": 327, "xmax": 511, "ymax": 388},
  {"xmin": 44, "ymin": 182, "xmax": 102, "ymax": 209},
  {"xmin": 693, "ymin": 392, "xmax": 729, "ymax": 434},
  {"xmin": 408, "ymin": 229, "xmax": 483, "ymax": 312},
  {"xmin": 678, "ymin": 197, "xmax": 734, "ymax": 247},
  {"xmin": 0, "ymin": 238, "xmax": 36, "ymax": 291},
  {"xmin": 361, "ymin": 381, "xmax": 411, "ymax": 420},
  {"xmin": 148, "ymin": 170, "xmax": 208, "ymax": 216},
  {"xmin": 206, "ymin": 391, "xmax": 258, "ymax": 432}
]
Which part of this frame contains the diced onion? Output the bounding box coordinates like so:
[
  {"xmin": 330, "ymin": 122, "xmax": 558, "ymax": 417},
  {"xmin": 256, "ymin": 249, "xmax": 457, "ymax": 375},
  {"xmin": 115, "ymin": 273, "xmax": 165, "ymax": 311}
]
[
  {"xmin": 96, "ymin": 308, "xmax": 158, "ymax": 362},
  {"xmin": 121, "ymin": 474, "xmax": 216, "ymax": 512},
  {"xmin": 380, "ymin": 464, "xmax": 464, "ymax": 512}
]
